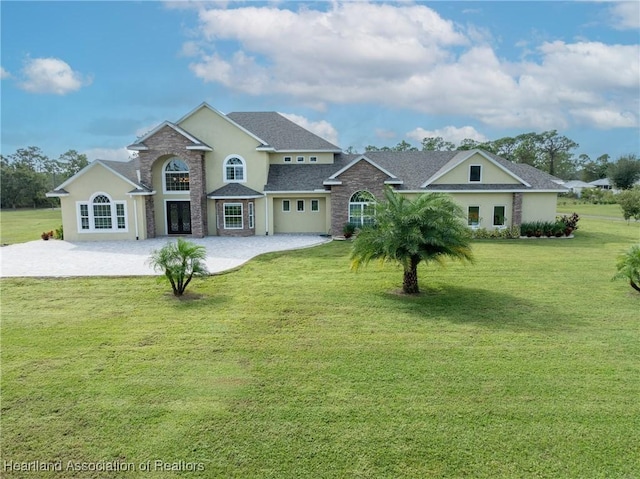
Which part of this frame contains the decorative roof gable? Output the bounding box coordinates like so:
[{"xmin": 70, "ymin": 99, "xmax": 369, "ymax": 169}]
[
  {"xmin": 127, "ymin": 121, "xmax": 212, "ymax": 152},
  {"xmin": 323, "ymin": 155, "xmax": 403, "ymax": 186},
  {"xmin": 421, "ymin": 149, "xmax": 531, "ymax": 188}
]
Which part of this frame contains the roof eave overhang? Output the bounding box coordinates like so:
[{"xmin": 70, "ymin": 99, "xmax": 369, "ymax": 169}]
[
  {"xmin": 207, "ymin": 194, "xmax": 263, "ymax": 200},
  {"xmin": 323, "ymin": 180, "xmax": 343, "ymax": 186},
  {"xmin": 186, "ymin": 145, "xmax": 213, "ymax": 151},
  {"xmin": 265, "ymin": 190, "xmax": 330, "ymax": 195},
  {"xmin": 46, "ymin": 191, "xmax": 70, "ymax": 197}
]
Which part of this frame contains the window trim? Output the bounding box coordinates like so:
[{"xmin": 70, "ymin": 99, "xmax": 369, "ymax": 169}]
[
  {"xmin": 468, "ymin": 206, "xmax": 480, "ymax": 228},
  {"xmin": 283, "ymin": 156, "xmax": 292, "ymax": 163},
  {"xmin": 311, "ymin": 199, "xmax": 320, "ymax": 212},
  {"xmin": 162, "ymin": 157, "xmax": 190, "ymax": 194},
  {"xmin": 223, "ymin": 155, "xmax": 247, "ymax": 183},
  {"xmin": 296, "ymin": 156, "xmax": 304, "ymax": 163},
  {"xmin": 296, "ymin": 199, "xmax": 305, "ymax": 212},
  {"xmin": 309, "ymin": 156, "xmax": 318, "ymax": 163},
  {"xmin": 77, "ymin": 192, "xmax": 128, "ymax": 233},
  {"xmin": 282, "ymin": 199, "xmax": 291, "ymax": 212},
  {"xmin": 248, "ymin": 202, "xmax": 255, "ymax": 229},
  {"xmin": 223, "ymin": 202, "xmax": 244, "ymax": 229},
  {"xmin": 469, "ymin": 164, "xmax": 482, "ymax": 183},
  {"xmin": 493, "ymin": 205, "xmax": 507, "ymax": 228}
]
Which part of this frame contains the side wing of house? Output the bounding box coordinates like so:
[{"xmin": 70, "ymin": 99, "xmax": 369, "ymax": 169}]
[
  {"xmin": 47, "ymin": 162, "xmax": 148, "ymax": 241},
  {"xmin": 422, "ymin": 150, "xmax": 562, "ymax": 229}
]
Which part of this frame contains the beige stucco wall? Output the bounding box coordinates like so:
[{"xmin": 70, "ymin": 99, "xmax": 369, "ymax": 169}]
[
  {"xmin": 400, "ymin": 192, "xmax": 514, "ymax": 229},
  {"xmin": 179, "ymin": 107, "xmax": 270, "ymax": 193},
  {"xmin": 269, "ymin": 152, "xmax": 335, "ymax": 164},
  {"xmin": 59, "ymin": 163, "xmax": 147, "ymax": 241},
  {"xmin": 433, "ymin": 153, "xmax": 520, "ymax": 185},
  {"xmin": 271, "ymin": 195, "xmax": 329, "ymax": 233},
  {"xmin": 521, "ymin": 193, "xmax": 558, "ymax": 223}
]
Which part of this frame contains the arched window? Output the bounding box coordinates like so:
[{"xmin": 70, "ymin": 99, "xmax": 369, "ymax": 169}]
[
  {"xmin": 224, "ymin": 156, "xmax": 246, "ymax": 182},
  {"xmin": 164, "ymin": 158, "xmax": 190, "ymax": 192},
  {"xmin": 349, "ymin": 191, "xmax": 376, "ymax": 227},
  {"xmin": 78, "ymin": 192, "xmax": 127, "ymax": 232}
]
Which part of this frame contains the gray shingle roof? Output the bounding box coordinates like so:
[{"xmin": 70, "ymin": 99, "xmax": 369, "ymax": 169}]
[
  {"xmin": 208, "ymin": 183, "xmax": 263, "ymax": 198},
  {"xmin": 227, "ymin": 112, "xmax": 341, "ymax": 151},
  {"xmin": 265, "ymin": 150, "xmax": 567, "ymax": 192}
]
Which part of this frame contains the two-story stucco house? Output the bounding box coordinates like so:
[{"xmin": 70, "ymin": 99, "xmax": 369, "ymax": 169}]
[{"xmin": 48, "ymin": 103, "xmax": 566, "ymax": 241}]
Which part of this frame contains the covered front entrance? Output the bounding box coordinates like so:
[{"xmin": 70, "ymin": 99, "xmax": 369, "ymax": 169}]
[{"xmin": 166, "ymin": 200, "xmax": 191, "ymax": 234}]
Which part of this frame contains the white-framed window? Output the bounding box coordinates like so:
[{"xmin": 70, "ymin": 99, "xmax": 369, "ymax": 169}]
[
  {"xmin": 224, "ymin": 203, "xmax": 243, "ymax": 229},
  {"xmin": 469, "ymin": 164, "xmax": 482, "ymax": 182},
  {"xmin": 296, "ymin": 200, "xmax": 305, "ymax": 212},
  {"xmin": 164, "ymin": 157, "xmax": 190, "ymax": 192},
  {"xmin": 296, "ymin": 156, "xmax": 304, "ymax": 163},
  {"xmin": 493, "ymin": 206, "xmax": 506, "ymax": 227},
  {"xmin": 311, "ymin": 199, "xmax": 319, "ymax": 212},
  {"xmin": 77, "ymin": 193, "xmax": 127, "ymax": 233},
  {"xmin": 310, "ymin": 156, "xmax": 318, "ymax": 163},
  {"xmin": 349, "ymin": 190, "xmax": 376, "ymax": 227},
  {"xmin": 282, "ymin": 199, "xmax": 291, "ymax": 212},
  {"xmin": 284, "ymin": 156, "xmax": 292, "ymax": 163},
  {"xmin": 224, "ymin": 155, "xmax": 246, "ymax": 183},
  {"xmin": 468, "ymin": 206, "xmax": 480, "ymax": 227},
  {"xmin": 248, "ymin": 202, "xmax": 254, "ymax": 229}
]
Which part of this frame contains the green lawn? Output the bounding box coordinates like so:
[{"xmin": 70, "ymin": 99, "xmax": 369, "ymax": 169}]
[
  {"xmin": 557, "ymin": 197, "xmax": 624, "ymax": 219},
  {"xmin": 0, "ymin": 208, "xmax": 62, "ymax": 245},
  {"xmin": 1, "ymin": 215, "xmax": 639, "ymax": 478}
]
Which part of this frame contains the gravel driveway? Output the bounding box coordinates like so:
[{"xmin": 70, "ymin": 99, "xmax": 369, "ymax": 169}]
[{"xmin": 0, "ymin": 235, "xmax": 330, "ymax": 277}]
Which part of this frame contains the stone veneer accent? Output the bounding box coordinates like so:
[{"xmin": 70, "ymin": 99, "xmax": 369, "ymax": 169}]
[
  {"xmin": 330, "ymin": 160, "xmax": 389, "ymax": 235},
  {"xmin": 138, "ymin": 126, "xmax": 208, "ymax": 238},
  {"xmin": 512, "ymin": 192, "xmax": 523, "ymax": 227},
  {"xmin": 215, "ymin": 199, "xmax": 255, "ymax": 237}
]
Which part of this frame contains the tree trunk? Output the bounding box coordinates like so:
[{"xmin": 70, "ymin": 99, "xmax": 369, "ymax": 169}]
[{"xmin": 403, "ymin": 256, "xmax": 420, "ymax": 294}]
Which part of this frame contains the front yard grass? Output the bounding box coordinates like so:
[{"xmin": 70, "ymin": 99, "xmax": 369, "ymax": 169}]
[
  {"xmin": 1, "ymin": 217, "xmax": 639, "ymax": 478},
  {"xmin": 0, "ymin": 208, "xmax": 62, "ymax": 245}
]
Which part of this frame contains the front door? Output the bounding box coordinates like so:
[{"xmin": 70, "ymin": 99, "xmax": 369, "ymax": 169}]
[{"xmin": 167, "ymin": 201, "xmax": 191, "ymax": 234}]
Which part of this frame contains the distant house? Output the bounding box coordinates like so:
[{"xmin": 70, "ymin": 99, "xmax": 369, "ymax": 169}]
[
  {"xmin": 563, "ymin": 180, "xmax": 594, "ymax": 198},
  {"xmin": 589, "ymin": 178, "xmax": 613, "ymax": 190},
  {"xmin": 48, "ymin": 103, "xmax": 568, "ymax": 241}
]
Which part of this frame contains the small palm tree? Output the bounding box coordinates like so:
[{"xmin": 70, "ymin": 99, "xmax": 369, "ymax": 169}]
[
  {"xmin": 148, "ymin": 238, "xmax": 209, "ymax": 296},
  {"xmin": 613, "ymin": 244, "xmax": 640, "ymax": 293},
  {"xmin": 351, "ymin": 187, "xmax": 474, "ymax": 294}
]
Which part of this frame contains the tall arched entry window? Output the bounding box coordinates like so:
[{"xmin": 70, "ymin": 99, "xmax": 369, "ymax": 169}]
[
  {"xmin": 164, "ymin": 158, "xmax": 190, "ymax": 192},
  {"xmin": 348, "ymin": 190, "xmax": 376, "ymax": 227}
]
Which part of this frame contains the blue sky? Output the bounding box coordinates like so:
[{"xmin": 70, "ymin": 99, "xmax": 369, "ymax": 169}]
[{"xmin": 1, "ymin": 1, "xmax": 639, "ymax": 166}]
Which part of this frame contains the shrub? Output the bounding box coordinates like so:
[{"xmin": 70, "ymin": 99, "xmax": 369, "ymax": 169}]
[
  {"xmin": 617, "ymin": 187, "xmax": 640, "ymax": 221},
  {"xmin": 342, "ymin": 223, "xmax": 356, "ymax": 238},
  {"xmin": 581, "ymin": 188, "xmax": 617, "ymax": 204},
  {"xmin": 54, "ymin": 225, "xmax": 64, "ymax": 240},
  {"xmin": 612, "ymin": 244, "xmax": 640, "ymax": 293}
]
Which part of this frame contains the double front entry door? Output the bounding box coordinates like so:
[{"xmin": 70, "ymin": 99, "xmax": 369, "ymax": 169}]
[{"xmin": 167, "ymin": 201, "xmax": 191, "ymax": 234}]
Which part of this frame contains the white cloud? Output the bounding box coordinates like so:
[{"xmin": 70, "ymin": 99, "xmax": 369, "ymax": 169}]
[
  {"xmin": 279, "ymin": 113, "xmax": 339, "ymax": 146},
  {"xmin": 82, "ymin": 147, "xmax": 132, "ymax": 162},
  {"xmin": 608, "ymin": 1, "xmax": 640, "ymax": 30},
  {"xmin": 0, "ymin": 67, "xmax": 10, "ymax": 79},
  {"xmin": 185, "ymin": 3, "xmax": 639, "ymax": 130},
  {"xmin": 407, "ymin": 126, "xmax": 488, "ymax": 145},
  {"xmin": 18, "ymin": 57, "xmax": 91, "ymax": 95}
]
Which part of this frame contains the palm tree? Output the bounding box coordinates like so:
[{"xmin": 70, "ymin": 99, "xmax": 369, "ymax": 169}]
[
  {"xmin": 350, "ymin": 187, "xmax": 474, "ymax": 294},
  {"xmin": 613, "ymin": 244, "xmax": 640, "ymax": 293},
  {"xmin": 148, "ymin": 238, "xmax": 209, "ymax": 296}
]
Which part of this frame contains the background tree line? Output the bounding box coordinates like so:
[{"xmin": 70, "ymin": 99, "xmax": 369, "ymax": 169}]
[
  {"xmin": 1, "ymin": 147, "xmax": 88, "ymax": 209},
  {"xmin": 356, "ymin": 130, "xmax": 640, "ymax": 187}
]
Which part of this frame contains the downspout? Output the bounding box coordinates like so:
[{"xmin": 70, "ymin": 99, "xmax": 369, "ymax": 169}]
[
  {"xmin": 264, "ymin": 194, "xmax": 269, "ymax": 236},
  {"xmin": 133, "ymin": 196, "xmax": 139, "ymax": 240}
]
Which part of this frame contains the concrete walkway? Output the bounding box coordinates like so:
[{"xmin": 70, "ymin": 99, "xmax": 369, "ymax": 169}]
[{"xmin": 0, "ymin": 235, "xmax": 331, "ymax": 278}]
